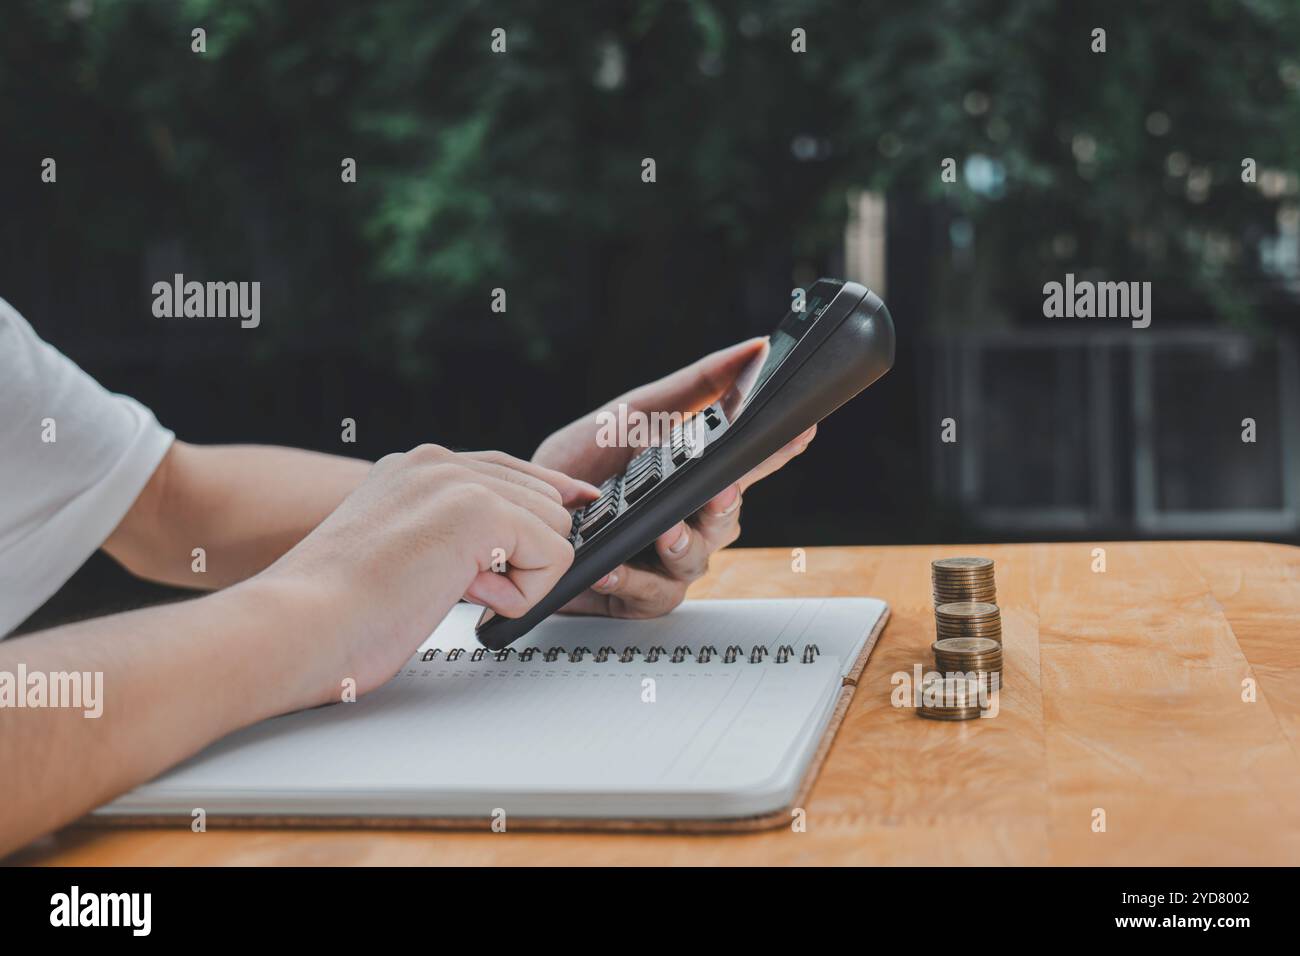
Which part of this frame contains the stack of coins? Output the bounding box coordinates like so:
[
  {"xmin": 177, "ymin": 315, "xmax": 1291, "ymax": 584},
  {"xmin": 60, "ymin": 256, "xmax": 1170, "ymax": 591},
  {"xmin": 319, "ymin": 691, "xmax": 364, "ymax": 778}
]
[
  {"xmin": 918, "ymin": 676, "xmax": 985, "ymax": 721},
  {"xmin": 935, "ymin": 601, "xmax": 1002, "ymax": 644},
  {"xmin": 931, "ymin": 557, "xmax": 996, "ymax": 606},
  {"xmin": 915, "ymin": 557, "xmax": 1003, "ymax": 721},
  {"xmin": 933, "ymin": 636, "xmax": 1003, "ymax": 690}
]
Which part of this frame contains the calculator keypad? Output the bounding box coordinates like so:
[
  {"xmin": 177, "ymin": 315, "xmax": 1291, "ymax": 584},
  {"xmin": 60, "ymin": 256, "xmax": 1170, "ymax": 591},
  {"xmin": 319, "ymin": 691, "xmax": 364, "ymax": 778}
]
[{"xmin": 567, "ymin": 404, "xmax": 728, "ymax": 549}]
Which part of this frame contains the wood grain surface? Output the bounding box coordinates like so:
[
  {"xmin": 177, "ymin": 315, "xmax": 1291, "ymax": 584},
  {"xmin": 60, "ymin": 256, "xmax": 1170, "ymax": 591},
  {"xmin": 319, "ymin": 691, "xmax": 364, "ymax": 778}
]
[{"xmin": 12, "ymin": 541, "xmax": 1300, "ymax": 866}]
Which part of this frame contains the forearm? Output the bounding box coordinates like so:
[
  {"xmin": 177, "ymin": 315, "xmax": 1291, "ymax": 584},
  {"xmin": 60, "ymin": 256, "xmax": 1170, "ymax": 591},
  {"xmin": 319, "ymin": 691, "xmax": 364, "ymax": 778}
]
[
  {"xmin": 0, "ymin": 577, "xmax": 326, "ymax": 856},
  {"xmin": 106, "ymin": 442, "xmax": 370, "ymax": 588},
  {"xmin": 2, "ymin": 443, "xmax": 577, "ymax": 856}
]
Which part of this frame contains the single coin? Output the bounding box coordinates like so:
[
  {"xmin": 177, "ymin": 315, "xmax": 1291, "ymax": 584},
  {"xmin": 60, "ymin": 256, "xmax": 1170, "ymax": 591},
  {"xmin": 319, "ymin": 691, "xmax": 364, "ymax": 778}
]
[
  {"xmin": 936, "ymin": 601, "xmax": 1000, "ymax": 618},
  {"xmin": 932, "ymin": 557, "xmax": 994, "ymax": 572},
  {"xmin": 934, "ymin": 658, "xmax": 1003, "ymax": 674},
  {"xmin": 934, "ymin": 650, "xmax": 1002, "ymax": 660},
  {"xmin": 918, "ymin": 708, "xmax": 982, "ymax": 721},
  {"xmin": 918, "ymin": 675, "xmax": 986, "ymax": 711},
  {"xmin": 933, "ymin": 637, "xmax": 1001, "ymax": 655},
  {"xmin": 934, "ymin": 651, "xmax": 1003, "ymax": 663}
]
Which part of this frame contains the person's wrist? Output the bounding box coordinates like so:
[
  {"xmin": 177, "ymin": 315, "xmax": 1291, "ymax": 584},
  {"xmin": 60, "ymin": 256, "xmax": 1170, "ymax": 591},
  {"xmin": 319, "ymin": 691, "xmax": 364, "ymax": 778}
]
[
  {"xmin": 237, "ymin": 530, "xmax": 479, "ymax": 709},
  {"xmin": 217, "ymin": 572, "xmax": 346, "ymax": 716}
]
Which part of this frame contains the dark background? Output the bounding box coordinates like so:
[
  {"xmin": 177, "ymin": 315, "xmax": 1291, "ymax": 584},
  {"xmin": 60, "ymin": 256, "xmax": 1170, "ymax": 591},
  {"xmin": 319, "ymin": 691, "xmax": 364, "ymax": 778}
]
[{"xmin": 3, "ymin": 0, "xmax": 1298, "ymax": 628}]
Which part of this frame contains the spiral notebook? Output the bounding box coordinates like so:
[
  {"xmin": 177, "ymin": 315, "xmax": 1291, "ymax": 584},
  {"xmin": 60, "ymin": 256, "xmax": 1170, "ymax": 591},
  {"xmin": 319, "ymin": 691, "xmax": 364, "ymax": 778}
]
[{"xmin": 94, "ymin": 597, "xmax": 889, "ymax": 832}]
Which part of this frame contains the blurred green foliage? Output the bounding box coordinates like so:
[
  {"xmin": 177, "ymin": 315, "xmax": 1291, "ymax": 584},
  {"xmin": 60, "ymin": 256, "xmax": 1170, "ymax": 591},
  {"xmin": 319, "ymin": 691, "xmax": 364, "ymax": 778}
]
[{"xmin": 2, "ymin": 0, "xmax": 1298, "ymax": 364}]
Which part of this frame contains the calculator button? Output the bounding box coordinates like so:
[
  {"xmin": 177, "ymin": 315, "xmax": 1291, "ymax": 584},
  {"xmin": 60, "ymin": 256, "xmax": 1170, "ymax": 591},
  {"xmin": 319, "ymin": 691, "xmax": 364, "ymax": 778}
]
[
  {"xmin": 623, "ymin": 470, "xmax": 661, "ymax": 504},
  {"xmin": 671, "ymin": 436, "xmax": 699, "ymax": 464},
  {"xmin": 626, "ymin": 463, "xmax": 657, "ymax": 485},
  {"xmin": 583, "ymin": 496, "xmax": 617, "ymax": 518},
  {"xmin": 579, "ymin": 500, "xmax": 618, "ymax": 537}
]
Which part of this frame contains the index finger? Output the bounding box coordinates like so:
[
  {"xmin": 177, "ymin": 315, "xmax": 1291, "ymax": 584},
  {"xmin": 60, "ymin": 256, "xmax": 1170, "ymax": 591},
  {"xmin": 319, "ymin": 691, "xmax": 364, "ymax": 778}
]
[
  {"xmin": 735, "ymin": 424, "xmax": 817, "ymax": 492},
  {"xmin": 463, "ymin": 450, "xmax": 600, "ymax": 507}
]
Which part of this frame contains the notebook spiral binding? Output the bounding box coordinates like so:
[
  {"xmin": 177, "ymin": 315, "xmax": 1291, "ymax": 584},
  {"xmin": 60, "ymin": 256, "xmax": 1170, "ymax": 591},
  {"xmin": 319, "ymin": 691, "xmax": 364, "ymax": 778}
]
[{"xmin": 418, "ymin": 643, "xmax": 823, "ymax": 665}]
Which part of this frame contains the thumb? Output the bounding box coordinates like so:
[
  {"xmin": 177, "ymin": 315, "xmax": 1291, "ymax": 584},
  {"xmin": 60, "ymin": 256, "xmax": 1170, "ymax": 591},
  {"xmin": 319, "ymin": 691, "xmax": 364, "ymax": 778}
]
[{"xmin": 623, "ymin": 337, "xmax": 768, "ymax": 414}]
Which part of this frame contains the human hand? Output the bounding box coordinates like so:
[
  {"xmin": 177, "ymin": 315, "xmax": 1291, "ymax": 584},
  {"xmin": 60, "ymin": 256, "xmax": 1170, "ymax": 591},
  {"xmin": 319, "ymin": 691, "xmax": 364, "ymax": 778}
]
[
  {"xmin": 532, "ymin": 339, "xmax": 816, "ymax": 619},
  {"xmin": 253, "ymin": 445, "xmax": 597, "ymax": 705}
]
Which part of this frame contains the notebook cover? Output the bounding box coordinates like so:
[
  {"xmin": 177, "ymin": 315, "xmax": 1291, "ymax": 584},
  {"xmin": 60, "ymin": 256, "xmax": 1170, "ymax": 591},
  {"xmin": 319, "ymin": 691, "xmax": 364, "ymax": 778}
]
[{"xmin": 86, "ymin": 605, "xmax": 889, "ymax": 834}]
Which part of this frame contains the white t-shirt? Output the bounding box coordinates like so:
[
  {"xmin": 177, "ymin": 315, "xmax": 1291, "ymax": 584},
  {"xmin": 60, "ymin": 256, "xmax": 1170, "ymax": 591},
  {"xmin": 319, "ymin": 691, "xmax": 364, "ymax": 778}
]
[{"xmin": 0, "ymin": 297, "xmax": 175, "ymax": 636}]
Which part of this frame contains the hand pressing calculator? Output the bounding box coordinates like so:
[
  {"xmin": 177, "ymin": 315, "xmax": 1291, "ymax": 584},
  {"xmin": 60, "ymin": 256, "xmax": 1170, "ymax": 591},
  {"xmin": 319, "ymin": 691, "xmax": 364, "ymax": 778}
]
[{"xmin": 476, "ymin": 278, "xmax": 895, "ymax": 649}]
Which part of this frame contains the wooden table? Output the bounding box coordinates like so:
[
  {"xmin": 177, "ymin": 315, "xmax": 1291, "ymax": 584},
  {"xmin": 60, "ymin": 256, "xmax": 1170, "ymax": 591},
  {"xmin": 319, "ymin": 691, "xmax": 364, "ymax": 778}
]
[{"xmin": 17, "ymin": 541, "xmax": 1300, "ymax": 866}]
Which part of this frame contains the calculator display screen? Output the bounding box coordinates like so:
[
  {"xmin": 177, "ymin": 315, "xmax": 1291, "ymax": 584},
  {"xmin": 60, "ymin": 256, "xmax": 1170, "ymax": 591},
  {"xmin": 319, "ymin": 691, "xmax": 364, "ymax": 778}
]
[{"xmin": 719, "ymin": 292, "xmax": 825, "ymax": 422}]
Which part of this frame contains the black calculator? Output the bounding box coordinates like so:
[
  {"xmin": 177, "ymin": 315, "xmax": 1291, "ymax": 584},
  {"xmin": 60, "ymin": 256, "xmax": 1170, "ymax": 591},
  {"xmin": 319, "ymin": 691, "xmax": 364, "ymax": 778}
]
[{"xmin": 476, "ymin": 278, "xmax": 895, "ymax": 649}]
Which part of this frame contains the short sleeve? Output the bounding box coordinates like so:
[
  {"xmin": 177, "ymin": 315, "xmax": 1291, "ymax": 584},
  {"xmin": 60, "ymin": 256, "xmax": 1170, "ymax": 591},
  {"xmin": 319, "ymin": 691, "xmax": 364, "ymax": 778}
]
[{"xmin": 0, "ymin": 297, "xmax": 175, "ymax": 636}]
